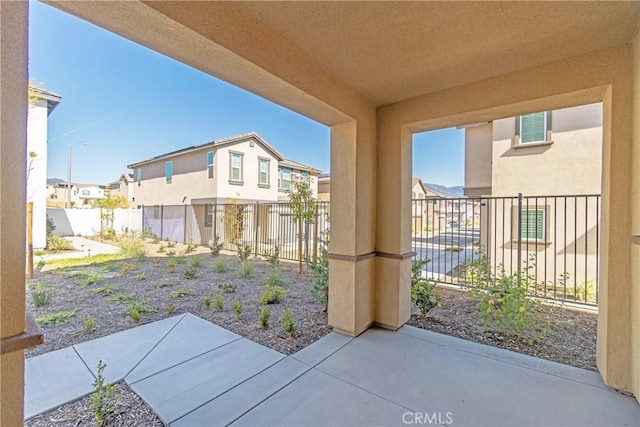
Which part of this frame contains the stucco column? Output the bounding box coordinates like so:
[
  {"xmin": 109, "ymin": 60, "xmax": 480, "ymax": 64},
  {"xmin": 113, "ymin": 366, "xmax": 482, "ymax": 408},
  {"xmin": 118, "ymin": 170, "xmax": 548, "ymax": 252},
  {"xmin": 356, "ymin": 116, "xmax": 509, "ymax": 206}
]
[
  {"xmin": 0, "ymin": 1, "xmax": 28, "ymax": 425},
  {"xmin": 327, "ymin": 120, "xmax": 377, "ymax": 336},
  {"xmin": 374, "ymin": 121, "xmax": 413, "ymax": 330}
]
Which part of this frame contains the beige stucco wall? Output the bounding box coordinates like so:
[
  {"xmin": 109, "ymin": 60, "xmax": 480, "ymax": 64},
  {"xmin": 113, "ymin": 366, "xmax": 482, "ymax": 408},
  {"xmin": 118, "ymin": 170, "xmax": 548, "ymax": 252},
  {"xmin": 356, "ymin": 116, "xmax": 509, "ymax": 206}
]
[
  {"xmin": 630, "ymin": 28, "xmax": 640, "ymax": 404},
  {"xmin": 464, "ymin": 123, "xmax": 493, "ymax": 196}
]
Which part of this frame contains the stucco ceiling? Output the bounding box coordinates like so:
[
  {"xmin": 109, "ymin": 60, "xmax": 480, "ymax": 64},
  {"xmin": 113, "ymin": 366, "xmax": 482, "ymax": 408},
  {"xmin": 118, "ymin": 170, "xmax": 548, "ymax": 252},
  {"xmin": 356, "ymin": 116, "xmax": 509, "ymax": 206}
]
[{"xmin": 235, "ymin": 1, "xmax": 640, "ymax": 105}]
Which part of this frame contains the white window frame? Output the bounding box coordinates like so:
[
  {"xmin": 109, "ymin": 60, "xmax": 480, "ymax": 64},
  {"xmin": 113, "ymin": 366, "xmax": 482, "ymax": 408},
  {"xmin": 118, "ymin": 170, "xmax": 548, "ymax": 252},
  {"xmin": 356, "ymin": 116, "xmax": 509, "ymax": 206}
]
[
  {"xmin": 514, "ymin": 111, "xmax": 553, "ymax": 147},
  {"xmin": 258, "ymin": 157, "xmax": 270, "ymax": 187},
  {"xmin": 207, "ymin": 151, "xmax": 215, "ymax": 179},
  {"xmin": 278, "ymin": 167, "xmax": 292, "ymax": 191},
  {"xmin": 229, "ymin": 151, "xmax": 243, "ymax": 184},
  {"xmin": 165, "ymin": 161, "xmax": 173, "ymax": 184}
]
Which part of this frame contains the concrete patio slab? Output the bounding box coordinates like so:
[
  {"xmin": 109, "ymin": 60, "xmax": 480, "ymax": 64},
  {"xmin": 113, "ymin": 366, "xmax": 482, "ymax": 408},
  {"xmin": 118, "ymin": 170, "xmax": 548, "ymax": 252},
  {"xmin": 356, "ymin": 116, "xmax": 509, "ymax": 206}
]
[
  {"xmin": 73, "ymin": 314, "xmax": 184, "ymax": 383},
  {"xmin": 172, "ymin": 356, "xmax": 310, "ymax": 426},
  {"xmin": 24, "ymin": 346, "xmax": 96, "ymax": 419},
  {"xmin": 316, "ymin": 328, "xmax": 640, "ymax": 426},
  {"xmin": 291, "ymin": 331, "xmax": 352, "ymax": 367},
  {"xmin": 125, "ymin": 313, "xmax": 241, "ymax": 383},
  {"xmin": 130, "ymin": 338, "xmax": 284, "ymax": 424},
  {"xmin": 232, "ymin": 368, "xmax": 410, "ymax": 426}
]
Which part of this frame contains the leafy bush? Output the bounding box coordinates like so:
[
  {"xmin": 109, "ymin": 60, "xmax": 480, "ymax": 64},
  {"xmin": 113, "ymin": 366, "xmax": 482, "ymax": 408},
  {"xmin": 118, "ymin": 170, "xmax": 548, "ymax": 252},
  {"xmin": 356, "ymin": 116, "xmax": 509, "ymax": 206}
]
[
  {"xmin": 463, "ymin": 249, "xmax": 491, "ymax": 287},
  {"xmin": 90, "ymin": 361, "xmax": 121, "ymax": 427},
  {"xmin": 214, "ymin": 293, "xmax": 224, "ymax": 310},
  {"xmin": 46, "ymin": 234, "xmax": 72, "ymax": 251},
  {"xmin": 237, "ymin": 244, "xmax": 252, "ymax": 262},
  {"xmin": 183, "ymin": 266, "xmax": 197, "ymax": 279},
  {"xmin": 280, "ymin": 309, "xmax": 297, "ymax": 338},
  {"xmin": 411, "ymin": 258, "xmax": 429, "ymax": 287},
  {"xmin": 116, "ymin": 230, "xmax": 147, "ymax": 260},
  {"xmin": 170, "ymin": 288, "xmax": 193, "ymax": 298},
  {"xmin": 258, "ymin": 307, "xmax": 270, "ymax": 328},
  {"xmin": 210, "ymin": 235, "xmax": 223, "ymax": 257},
  {"xmin": 305, "ymin": 236, "xmax": 329, "ymax": 310},
  {"xmin": 82, "ymin": 315, "xmax": 96, "ymax": 331},
  {"xmin": 91, "ymin": 285, "xmax": 117, "ymax": 295},
  {"xmin": 36, "ymin": 308, "xmax": 80, "ymax": 326},
  {"xmin": 259, "ymin": 285, "xmax": 286, "ymax": 304},
  {"xmin": 265, "ymin": 268, "xmax": 286, "ymax": 287},
  {"xmin": 213, "ymin": 258, "xmax": 228, "ymax": 273},
  {"xmin": 237, "ymin": 261, "xmax": 253, "ymax": 279},
  {"xmin": 218, "ymin": 283, "xmax": 237, "ymax": 293},
  {"xmin": 233, "ymin": 296, "xmax": 243, "ymax": 317},
  {"xmin": 411, "ymin": 280, "xmax": 440, "ymax": 315},
  {"xmin": 31, "ymin": 283, "xmax": 52, "ymax": 307}
]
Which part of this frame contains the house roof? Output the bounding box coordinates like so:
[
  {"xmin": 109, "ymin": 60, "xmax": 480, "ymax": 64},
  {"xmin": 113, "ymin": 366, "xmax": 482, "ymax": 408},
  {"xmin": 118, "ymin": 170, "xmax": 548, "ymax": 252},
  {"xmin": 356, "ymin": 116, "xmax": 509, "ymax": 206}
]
[
  {"xmin": 127, "ymin": 132, "xmax": 287, "ymax": 168},
  {"xmin": 279, "ymin": 158, "xmax": 322, "ymax": 174},
  {"xmin": 412, "ymin": 178, "xmax": 428, "ymax": 194},
  {"xmin": 30, "ymin": 87, "xmax": 62, "ymax": 116}
]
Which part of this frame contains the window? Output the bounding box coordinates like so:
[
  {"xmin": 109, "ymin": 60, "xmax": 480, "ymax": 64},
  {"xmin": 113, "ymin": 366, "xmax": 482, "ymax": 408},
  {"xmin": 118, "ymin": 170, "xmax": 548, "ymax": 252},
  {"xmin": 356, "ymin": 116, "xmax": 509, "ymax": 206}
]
[
  {"xmin": 207, "ymin": 152, "xmax": 215, "ymax": 179},
  {"xmin": 81, "ymin": 189, "xmax": 90, "ymax": 196},
  {"xmin": 517, "ymin": 112, "xmax": 551, "ymax": 144},
  {"xmin": 229, "ymin": 152, "xmax": 243, "ymax": 183},
  {"xmin": 165, "ymin": 161, "xmax": 173, "ymax": 184},
  {"xmin": 259, "ymin": 158, "xmax": 270, "ymax": 186},
  {"xmin": 278, "ymin": 167, "xmax": 292, "ymax": 190},
  {"xmin": 205, "ymin": 204, "xmax": 214, "ymax": 227},
  {"xmin": 521, "ymin": 209, "xmax": 545, "ymax": 240},
  {"xmin": 136, "ymin": 168, "xmax": 142, "ymax": 186},
  {"xmin": 301, "ymin": 170, "xmax": 309, "ymax": 180}
]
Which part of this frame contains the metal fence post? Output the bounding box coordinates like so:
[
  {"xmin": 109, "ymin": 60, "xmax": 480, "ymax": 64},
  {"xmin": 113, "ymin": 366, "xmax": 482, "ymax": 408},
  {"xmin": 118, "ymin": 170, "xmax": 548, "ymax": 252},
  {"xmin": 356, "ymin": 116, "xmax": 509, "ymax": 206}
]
[
  {"xmin": 254, "ymin": 202, "xmax": 259, "ymax": 256},
  {"xmin": 213, "ymin": 203, "xmax": 218, "ymax": 244},
  {"xmin": 183, "ymin": 204, "xmax": 187, "ymax": 244},
  {"xmin": 160, "ymin": 205, "xmax": 164, "ymax": 240},
  {"xmin": 517, "ymin": 193, "xmax": 522, "ymax": 276}
]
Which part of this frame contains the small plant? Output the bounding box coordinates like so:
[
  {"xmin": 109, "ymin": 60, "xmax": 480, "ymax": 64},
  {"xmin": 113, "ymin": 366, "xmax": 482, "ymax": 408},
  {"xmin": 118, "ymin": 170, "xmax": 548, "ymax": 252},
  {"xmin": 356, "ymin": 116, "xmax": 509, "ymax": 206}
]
[
  {"xmin": 203, "ymin": 297, "xmax": 211, "ymax": 309},
  {"xmin": 189, "ymin": 255, "xmax": 203, "ymax": 268},
  {"xmin": 36, "ymin": 308, "xmax": 80, "ymax": 326},
  {"xmin": 259, "ymin": 285, "xmax": 286, "ymax": 304},
  {"xmin": 280, "ymin": 309, "xmax": 297, "ymax": 338},
  {"xmin": 411, "ymin": 258, "xmax": 429, "ymax": 286},
  {"xmin": 100, "ymin": 262, "xmax": 118, "ymax": 273},
  {"xmin": 213, "ymin": 258, "xmax": 228, "ymax": 273},
  {"xmin": 305, "ymin": 235, "xmax": 329, "ymax": 310},
  {"xmin": 258, "ymin": 307, "xmax": 270, "ymax": 328},
  {"xmin": 107, "ymin": 293, "xmax": 136, "ymax": 305},
  {"xmin": 167, "ymin": 249, "xmax": 177, "ymax": 257},
  {"xmin": 152, "ymin": 258, "xmax": 161, "ymax": 267},
  {"xmin": 82, "ymin": 315, "xmax": 96, "ymax": 331},
  {"xmin": 266, "ymin": 244, "xmax": 280, "ymax": 268},
  {"xmin": 46, "ymin": 234, "xmax": 72, "ymax": 251},
  {"xmin": 157, "ymin": 244, "xmax": 166, "ymax": 254},
  {"xmin": 411, "ymin": 280, "xmax": 440, "ymax": 316},
  {"xmin": 167, "ymin": 241, "xmax": 176, "ymax": 248},
  {"xmin": 265, "ymin": 268, "xmax": 286, "ymax": 287},
  {"xmin": 91, "ymin": 285, "xmax": 118, "ymax": 295},
  {"xmin": 167, "ymin": 259, "xmax": 177, "ymax": 273},
  {"xmin": 183, "ymin": 266, "xmax": 197, "ymax": 279},
  {"xmin": 175, "ymin": 257, "xmax": 186, "ymax": 265},
  {"xmin": 78, "ymin": 271, "xmax": 103, "ymax": 286},
  {"xmin": 233, "ymin": 296, "xmax": 243, "ymax": 317},
  {"xmin": 170, "ymin": 288, "xmax": 193, "ymax": 298},
  {"xmin": 210, "ymin": 235, "xmax": 223, "ymax": 257},
  {"xmin": 158, "ymin": 282, "xmax": 176, "ymax": 288},
  {"xmin": 134, "ymin": 273, "xmax": 146, "ymax": 281},
  {"xmin": 116, "ymin": 230, "xmax": 147, "ymax": 260},
  {"xmin": 31, "ymin": 283, "xmax": 52, "ymax": 307},
  {"xmin": 237, "ymin": 260, "xmax": 253, "ymax": 279},
  {"xmin": 236, "ymin": 244, "xmax": 252, "ymax": 262},
  {"xmin": 185, "ymin": 240, "xmax": 198, "ymax": 254},
  {"xmin": 213, "ymin": 293, "xmax": 224, "ymax": 310},
  {"xmin": 166, "ymin": 302, "xmax": 175, "ymax": 314},
  {"xmin": 90, "ymin": 361, "xmax": 121, "ymax": 427},
  {"xmin": 218, "ymin": 283, "xmax": 237, "ymax": 293},
  {"xmin": 127, "ymin": 300, "xmax": 158, "ymax": 313},
  {"xmin": 129, "ymin": 308, "xmax": 142, "ymax": 323},
  {"xmin": 120, "ymin": 262, "xmax": 138, "ymax": 276},
  {"xmin": 445, "ymin": 246, "xmax": 463, "ymax": 252}
]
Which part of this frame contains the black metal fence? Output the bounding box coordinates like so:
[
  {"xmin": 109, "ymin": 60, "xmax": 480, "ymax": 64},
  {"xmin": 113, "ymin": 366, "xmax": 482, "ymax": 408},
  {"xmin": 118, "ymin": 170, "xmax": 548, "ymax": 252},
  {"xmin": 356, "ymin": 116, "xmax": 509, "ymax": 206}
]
[
  {"xmin": 142, "ymin": 201, "xmax": 330, "ymax": 261},
  {"xmin": 411, "ymin": 194, "xmax": 600, "ymax": 306}
]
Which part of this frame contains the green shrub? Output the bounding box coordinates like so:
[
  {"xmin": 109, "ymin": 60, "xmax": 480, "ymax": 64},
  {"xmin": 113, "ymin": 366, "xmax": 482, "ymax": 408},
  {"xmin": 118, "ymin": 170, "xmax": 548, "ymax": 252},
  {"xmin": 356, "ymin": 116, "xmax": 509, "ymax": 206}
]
[
  {"xmin": 184, "ymin": 240, "xmax": 198, "ymax": 254},
  {"xmin": 167, "ymin": 241, "xmax": 176, "ymax": 248},
  {"xmin": 107, "ymin": 294, "xmax": 136, "ymax": 305},
  {"xmin": 134, "ymin": 273, "xmax": 146, "ymax": 281},
  {"xmin": 127, "ymin": 300, "xmax": 158, "ymax": 313},
  {"xmin": 463, "ymin": 249, "xmax": 491, "ymax": 287},
  {"xmin": 167, "ymin": 259, "xmax": 177, "ymax": 273},
  {"xmin": 411, "ymin": 280, "xmax": 440, "ymax": 315},
  {"xmin": 445, "ymin": 246, "xmax": 463, "ymax": 252},
  {"xmin": 183, "ymin": 266, "xmax": 197, "ymax": 279},
  {"xmin": 265, "ymin": 268, "xmax": 286, "ymax": 287},
  {"xmin": 280, "ymin": 309, "xmax": 297, "ymax": 338},
  {"xmin": 116, "ymin": 230, "xmax": 147, "ymax": 260},
  {"xmin": 411, "ymin": 258, "xmax": 429, "ymax": 287},
  {"xmin": 129, "ymin": 308, "xmax": 141, "ymax": 323},
  {"xmin": 305, "ymin": 237, "xmax": 329, "ymax": 310},
  {"xmin": 166, "ymin": 249, "xmax": 177, "ymax": 257},
  {"xmin": 203, "ymin": 297, "xmax": 211, "ymax": 309},
  {"xmin": 77, "ymin": 271, "xmax": 103, "ymax": 286},
  {"xmin": 189, "ymin": 255, "xmax": 203, "ymax": 268},
  {"xmin": 158, "ymin": 282, "xmax": 176, "ymax": 288},
  {"xmin": 90, "ymin": 361, "xmax": 121, "ymax": 427},
  {"xmin": 31, "ymin": 283, "xmax": 52, "ymax": 307},
  {"xmin": 213, "ymin": 293, "xmax": 224, "ymax": 310},
  {"xmin": 258, "ymin": 307, "xmax": 270, "ymax": 328},
  {"xmin": 237, "ymin": 261, "xmax": 253, "ymax": 279},
  {"xmin": 266, "ymin": 244, "xmax": 280, "ymax": 268},
  {"xmin": 170, "ymin": 288, "xmax": 193, "ymax": 298},
  {"xmin": 36, "ymin": 308, "xmax": 80, "ymax": 326},
  {"xmin": 213, "ymin": 258, "xmax": 228, "ymax": 273},
  {"xmin": 157, "ymin": 244, "xmax": 166, "ymax": 254},
  {"xmin": 91, "ymin": 285, "xmax": 117, "ymax": 295},
  {"xmin": 233, "ymin": 296, "xmax": 243, "ymax": 317},
  {"xmin": 166, "ymin": 302, "xmax": 175, "ymax": 314},
  {"xmin": 573, "ymin": 280, "xmax": 597, "ymax": 303},
  {"xmin": 259, "ymin": 285, "xmax": 286, "ymax": 304},
  {"xmin": 120, "ymin": 262, "xmax": 138, "ymax": 276},
  {"xmin": 237, "ymin": 244, "xmax": 252, "ymax": 262},
  {"xmin": 210, "ymin": 235, "xmax": 223, "ymax": 257},
  {"xmin": 82, "ymin": 315, "xmax": 96, "ymax": 331},
  {"xmin": 218, "ymin": 283, "xmax": 237, "ymax": 293},
  {"xmin": 46, "ymin": 234, "xmax": 72, "ymax": 251}
]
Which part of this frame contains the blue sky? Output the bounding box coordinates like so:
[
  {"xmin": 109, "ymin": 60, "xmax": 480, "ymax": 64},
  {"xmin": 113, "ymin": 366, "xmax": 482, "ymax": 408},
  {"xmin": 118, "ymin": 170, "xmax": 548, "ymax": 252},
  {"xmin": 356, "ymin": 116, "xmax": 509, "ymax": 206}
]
[{"xmin": 29, "ymin": 1, "xmax": 464, "ymax": 187}]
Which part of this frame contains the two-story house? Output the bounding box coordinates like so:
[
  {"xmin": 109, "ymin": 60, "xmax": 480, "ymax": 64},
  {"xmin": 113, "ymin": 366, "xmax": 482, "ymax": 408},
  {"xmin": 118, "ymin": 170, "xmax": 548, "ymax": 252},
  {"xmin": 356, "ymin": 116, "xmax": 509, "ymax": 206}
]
[
  {"xmin": 463, "ymin": 102, "xmax": 602, "ymax": 300},
  {"xmin": 107, "ymin": 173, "xmax": 136, "ymax": 206}
]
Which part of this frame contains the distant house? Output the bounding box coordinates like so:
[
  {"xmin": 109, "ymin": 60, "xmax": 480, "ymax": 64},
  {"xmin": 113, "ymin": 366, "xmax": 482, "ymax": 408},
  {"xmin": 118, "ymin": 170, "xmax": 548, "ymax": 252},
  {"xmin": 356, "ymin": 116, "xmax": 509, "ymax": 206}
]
[
  {"xmin": 317, "ymin": 173, "xmax": 330, "ymax": 201},
  {"xmin": 28, "ymin": 88, "xmax": 61, "ymax": 249},
  {"xmin": 107, "ymin": 173, "xmax": 136, "ymax": 206},
  {"xmin": 127, "ymin": 132, "xmax": 320, "ymax": 206},
  {"xmin": 76, "ymin": 184, "xmax": 106, "ymax": 206},
  {"xmin": 46, "ymin": 181, "xmax": 78, "ymax": 208}
]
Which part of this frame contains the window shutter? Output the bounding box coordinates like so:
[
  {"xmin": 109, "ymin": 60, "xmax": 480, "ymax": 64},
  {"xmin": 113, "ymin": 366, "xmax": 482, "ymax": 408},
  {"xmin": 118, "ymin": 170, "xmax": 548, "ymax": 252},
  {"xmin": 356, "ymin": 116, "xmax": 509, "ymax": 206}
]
[
  {"xmin": 521, "ymin": 209, "xmax": 544, "ymax": 240},
  {"xmin": 520, "ymin": 112, "xmax": 546, "ymax": 143}
]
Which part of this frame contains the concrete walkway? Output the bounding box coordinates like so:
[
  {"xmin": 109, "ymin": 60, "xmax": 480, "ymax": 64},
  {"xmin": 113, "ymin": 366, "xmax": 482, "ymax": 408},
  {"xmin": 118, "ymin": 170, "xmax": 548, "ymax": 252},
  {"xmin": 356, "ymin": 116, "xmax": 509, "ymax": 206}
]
[
  {"xmin": 25, "ymin": 314, "xmax": 639, "ymax": 426},
  {"xmin": 36, "ymin": 236, "xmax": 119, "ymax": 264}
]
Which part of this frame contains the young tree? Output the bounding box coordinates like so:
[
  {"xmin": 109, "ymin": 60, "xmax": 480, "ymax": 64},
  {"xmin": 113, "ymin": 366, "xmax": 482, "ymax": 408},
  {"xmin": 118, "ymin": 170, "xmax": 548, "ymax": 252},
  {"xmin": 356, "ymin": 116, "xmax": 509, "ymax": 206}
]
[
  {"xmin": 287, "ymin": 174, "xmax": 316, "ymax": 274},
  {"xmin": 93, "ymin": 192, "xmax": 129, "ymax": 238}
]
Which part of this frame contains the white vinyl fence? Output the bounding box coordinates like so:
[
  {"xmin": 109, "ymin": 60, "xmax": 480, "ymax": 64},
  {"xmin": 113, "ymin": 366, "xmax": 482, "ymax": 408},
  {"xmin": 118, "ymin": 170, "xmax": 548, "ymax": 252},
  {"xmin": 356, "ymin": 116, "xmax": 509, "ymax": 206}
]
[{"xmin": 47, "ymin": 208, "xmax": 142, "ymax": 237}]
